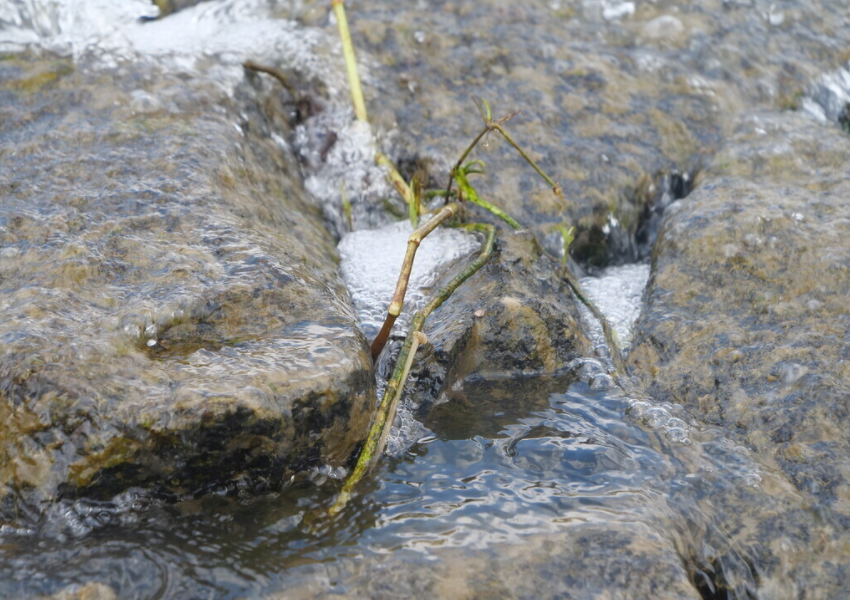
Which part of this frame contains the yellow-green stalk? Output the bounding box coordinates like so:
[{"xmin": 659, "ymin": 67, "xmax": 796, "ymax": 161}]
[
  {"xmin": 331, "ymin": 0, "xmax": 368, "ymax": 122},
  {"xmin": 370, "ymin": 202, "xmax": 460, "ymax": 360}
]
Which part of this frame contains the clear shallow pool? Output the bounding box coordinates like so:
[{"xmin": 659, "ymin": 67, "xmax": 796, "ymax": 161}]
[{"xmin": 0, "ymin": 362, "xmax": 769, "ymax": 599}]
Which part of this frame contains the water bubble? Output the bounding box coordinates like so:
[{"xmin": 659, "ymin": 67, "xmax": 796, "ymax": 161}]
[
  {"xmin": 666, "ymin": 428, "xmax": 689, "ymax": 444},
  {"xmin": 590, "ymin": 373, "xmax": 613, "ymax": 390},
  {"xmin": 644, "ymin": 407, "xmax": 670, "ymax": 428}
]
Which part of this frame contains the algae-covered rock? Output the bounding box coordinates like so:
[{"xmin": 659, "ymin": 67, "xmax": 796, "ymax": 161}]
[
  {"xmin": 631, "ymin": 111, "xmax": 850, "ymax": 503},
  {"xmin": 629, "ymin": 111, "xmax": 850, "ymax": 595},
  {"xmin": 311, "ymin": 0, "xmax": 850, "ymax": 267},
  {"xmin": 410, "ymin": 230, "xmax": 591, "ymax": 415},
  {"xmin": 0, "ymin": 54, "xmax": 374, "ymax": 522}
]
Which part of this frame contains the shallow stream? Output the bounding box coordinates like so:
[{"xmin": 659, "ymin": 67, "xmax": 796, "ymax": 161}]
[{"xmin": 2, "ymin": 0, "xmax": 849, "ymax": 598}]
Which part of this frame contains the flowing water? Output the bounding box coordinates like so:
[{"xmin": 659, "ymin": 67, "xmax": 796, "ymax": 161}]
[{"xmin": 1, "ymin": 1, "xmax": 849, "ymax": 598}]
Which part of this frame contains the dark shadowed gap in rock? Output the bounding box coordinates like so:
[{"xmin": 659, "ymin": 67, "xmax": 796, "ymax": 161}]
[
  {"xmin": 243, "ymin": 64, "xmax": 330, "ymax": 132},
  {"xmin": 634, "ymin": 166, "xmax": 698, "ymax": 262},
  {"xmin": 569, "ymin": 164, "xmax": 699, "ymax": 275}
]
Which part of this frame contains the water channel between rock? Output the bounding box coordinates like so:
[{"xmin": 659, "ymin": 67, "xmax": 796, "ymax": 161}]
[{"xmin": 2, "ymin": 0, "xmax": 850, "ymax": 599}]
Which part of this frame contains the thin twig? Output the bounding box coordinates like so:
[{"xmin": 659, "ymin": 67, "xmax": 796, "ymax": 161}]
[
  {"xmin": 330, "ymin": 224, "xmax": 497, "ymax": 515},
  {"xmin": 443, "ymin": 125, "xmax": 490, "ymax": 205},
  {"xmin": 409, "ymin": 178, "xmax": 421, "ymax": 229},
  {"xmin": 491, "ymin": 123, "xmax": 565, "ymax": 203},
  {"xmin": 370, "ymin": 203, "xmax": 461, "ymax": 360},
  {"xmin": 243, "ymin": 60, "xmax": 297, "ymax": 97},
  {"xmin": 376, "ymin": 152, "xmax": 413, "ymax": 205},
  {"xmin": 562, "ymin": 268, "xmax": 629, "ymax": 377}
]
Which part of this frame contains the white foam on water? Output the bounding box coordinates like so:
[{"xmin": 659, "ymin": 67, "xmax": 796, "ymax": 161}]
[
  {"xmin": 338, "ymin": 220, "xmax": 481, "ymax": 340},
  {"xmin": 297, "ymin": 113, "xmax": 396, "ymax": 237},
  {"xmin": 578, "ymin": 263, "xmax": 650, "ymax": 357},
  {"xmin": 0, "ymin": 0, "xmax": 344, "ymax": 91}
]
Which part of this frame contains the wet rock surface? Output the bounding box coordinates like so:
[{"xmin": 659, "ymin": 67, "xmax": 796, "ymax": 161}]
[
  {"xmin": 264, "ymin": 525, "xmax": 701, "ymax": 600},
  {"xmin": 0, "ymin": 54, "xmax": 374, "ymax": 522},
  {"xmin": 316, "ymin": 0, "xmax": 850, "ymax": 267},
  {"xmin": 2, "ymin": 0, "xmax": 850, "ymax": 598},
  {"xmin": 410, "ymin": 230, "xmax": 591, "ymax": 412},
  {"xmin": 630, "ymin": 111, "xmax": 850, "ymax": 594},
  {"xmin": 631, "ymin": 110, "xmax": 850, "ymax": 504}
]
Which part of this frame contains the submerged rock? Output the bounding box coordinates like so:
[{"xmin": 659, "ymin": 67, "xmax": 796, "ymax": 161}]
[
  {"xmin": 265, "ymin": 524, "xmax": 701, "ymax": 600},
  {"xmin": 629, "ymin": 111, "xmax": 850, "ymax": 595},
  {"xmin": 410, "ymin": 230, "xmax": 592, "ymax": 415},
  {"xmin": 0, "ymin": 54, "xmax": 374, "ymax": 523}
]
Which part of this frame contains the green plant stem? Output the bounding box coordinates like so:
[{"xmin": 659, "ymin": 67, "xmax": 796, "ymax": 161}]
[
  {"xmin": 491, "ymin": 123, "xmax": 565, "ymax": 202},
  {"xmin": 332, "ymin": 0, "xmax": 368, "ymax": 122},
  {"xmin": 424, "ymin": 189, "xmax": 458, "ymax": 200},
  {"xmin": 409, "ymin": 179, "xmax": 421, "ymax": 228},
  {"xmin": 454, "ymin": 169, "xmax": 522, "ymax": 229},
  {"xmin": 370, "ymin": 203, "xmax": 460, "ymax": 360},
  {"xmin": 443, "ymin": 125, "xmax": 490, "ymax": 204},
  {"xmin": 330, "ymin": 224, "xmax": 497, "ymax": 515},
  {"xmin": 376, "ymin": 152, "xmax": 413, "ymax": 205},
  {"xmin": 561, "ymin": 268, "xmax": 629, "ymax": 377}
]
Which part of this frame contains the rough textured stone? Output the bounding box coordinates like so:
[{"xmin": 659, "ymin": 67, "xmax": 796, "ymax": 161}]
[
  {"xmin": 407, "ymin": 230, "xmax": 591, "ymax": 415},
  {"xmin": 629, "ymin": 111, "xmax": 850, "ymax": 595},
  {"xmin": 296, "ymin": 0, "xmax": 850, "ymax": 267},
  {"xmin": 0, "ymin": 54, "xmax": 374, "ymax": 522}
]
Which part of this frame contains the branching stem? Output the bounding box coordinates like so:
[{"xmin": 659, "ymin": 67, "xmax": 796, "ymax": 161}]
[
  {"xmin": 370, "ymin": 203, "xmax": 461, "ymax": 360},
  {"xmin": 330, "ymin": 224, "xmax": 496, "ymax": 515},
  {"xmin": 443, "ymin": 125, "xmax": 490, "ymax": 204},
  {"xmin": 454, "ymin": 169, "xmax": 521, "ymax": 229},
  {"xmin": 490, "ymin": 123, "xmax": 565, "ymax": 202}
]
